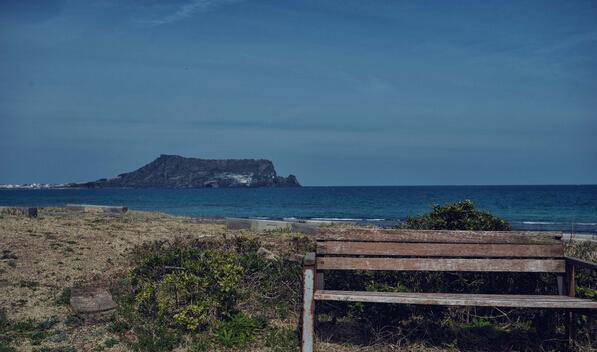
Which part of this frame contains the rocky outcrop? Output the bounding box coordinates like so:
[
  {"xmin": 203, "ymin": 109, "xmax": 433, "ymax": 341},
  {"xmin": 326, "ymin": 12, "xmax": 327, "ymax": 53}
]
[{"xmin": 77, "ymin": 155, "xmax": 301, "ymax": 188}]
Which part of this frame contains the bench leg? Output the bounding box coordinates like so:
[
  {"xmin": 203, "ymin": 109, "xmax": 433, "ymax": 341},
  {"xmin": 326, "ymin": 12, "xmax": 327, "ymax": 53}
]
[
  {"xmin": 302, "ymin": 265, "xmax": 316, "ymax": 352},
  {"xmin": 556, "ymin": 275, "xmax": 565, "ymax": 296},
  {"xmin": 566, "ymin": 262, "xmax": 576, "ymax": 350},
  {"xmin": 568, "ymin": 311, "xmax": 576, "ymax": 351}
]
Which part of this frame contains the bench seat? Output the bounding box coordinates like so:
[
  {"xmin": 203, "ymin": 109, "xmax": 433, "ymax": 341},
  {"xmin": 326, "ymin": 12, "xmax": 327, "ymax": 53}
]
[{"xmin": 315, "ymin": 290, "xmax": 597, "ymax": 309}]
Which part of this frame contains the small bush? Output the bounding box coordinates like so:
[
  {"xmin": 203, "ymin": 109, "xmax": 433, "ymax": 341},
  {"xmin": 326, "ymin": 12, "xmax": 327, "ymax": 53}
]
[
  {"xmin": 264, "ymin": 326, "xmax": 299, "ymax": 351},
  {"xmin": 0, "ymin": 310, "xmax": 9, "ymax": 332},
  {"xmin": 55, "ymin": 287, "xmax": 71, "ymax": 306},
  {"xmin": 117, "ymin": 236, "xmax": 308, "ymax": 351},
  {"xmin": 64, "ymin": 315, "xmax": 83, "ymax": 328},
  {"xmin": 213, "ymin": 313, "xmax": 265, "ymax": 348},
  {"xmin": 402, "ymin": 199, "xmax": 511, "ymax": 231},
  {"xmin": 1, "ymin": 250, "xmax": 17, "ymax": 260},
  {"xmin": 35, "ymin": 347, "xmax": 76, "ymax": 352},
  {"xmin": 187, "ymin": 332, "xmax": 211, "ymax": 352},
  {"xmin": 131, "ymin": 248, "xmax": 243, "ymax": 331},
  {"xmin": 18, "ymin": 280, "xmax": 40, "ymax": 290},
  {"xmin": 107, "ymin": 318, "xmax": 131, "ymax": 334},
  {"xmin": 0, "ymin": 315, "xmax": 59, "ymax": 348},
  {"xmin": 0, "ymin": 311, "xmax": 14, "ymax": 352},
  {"xmin": 0, "ymin": 342, "xmax": 16, "ymax": 352},
  {"xmin": 131, "ymin": 326, "xmax": 180, "ymax": 352},
  {"xmin": 103, "ymin": 337, "xmax": 119, "ymax": 348}
]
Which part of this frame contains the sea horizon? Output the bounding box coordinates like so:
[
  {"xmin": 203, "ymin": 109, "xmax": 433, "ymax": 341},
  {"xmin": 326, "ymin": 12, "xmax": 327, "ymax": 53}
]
[{"xmin": 2, "ymin": 185, "xmax": 596, "ymax": 233}]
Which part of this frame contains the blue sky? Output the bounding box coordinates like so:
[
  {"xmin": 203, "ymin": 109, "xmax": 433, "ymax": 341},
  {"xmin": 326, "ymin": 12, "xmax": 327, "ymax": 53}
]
[{"xmin": 1, "ymin": 0, "xmax": 596, "ymax": 185}]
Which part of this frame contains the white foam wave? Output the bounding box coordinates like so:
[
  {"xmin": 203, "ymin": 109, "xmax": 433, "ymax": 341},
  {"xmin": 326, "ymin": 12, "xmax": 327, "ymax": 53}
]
[
  {"xmin": 311, "ymin": 217, "xmax": 361, "ymax": 221},
  {"xmin": 522, "ymin": 221, "xmax": 556, "ymax": 225}
]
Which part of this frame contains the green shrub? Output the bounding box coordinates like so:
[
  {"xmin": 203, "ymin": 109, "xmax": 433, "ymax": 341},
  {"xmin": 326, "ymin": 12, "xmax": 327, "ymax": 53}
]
[
  {"xmin": 213, "ymin": 313, "xmax": 265, "ymax": 348},
  {"xmin": 119, "ymin": 236, "xmax": 308, "ymax": 351},
  {"xmin": 0, "ymin": 342, "xmax": 16, "ymax": 352},
  {"xmin": 402, "ymin": 199, "xmax": 511, "ymax": 231},
  {"xmin": 131, "ymin": 326, "xmax": 180, "ymax": 352},
  {"xmin": 131, "ymin": 248, "xmax": 242, "ymax": 331},
  {"xmin": 107, "ymin": 318, "xmax": 130, "ymax": 334},
  {"xmin": 0, "ymin": 315, "xmax": 60, "ymax": 348},
  {"xmin": 63, "ymin": 315, "xmax": 83, "ymax": 328},
  {"xmin": 103, "ymin": 337, "xmax": 119, "ymax": 348},
  {"xmin": 34, "ymin": 347, "xmax": 76, "ymax": 352},
  {"xmin": 188, "ymin": 332, "xmax": 212, "ymax": 352},
  {"xmin": 0, "ymin": 313, "xmax": 14, "ymax": 352},
  {"xmin": 264, "ymin": 326, "xmax": 299, "ymax": 351},
  {"xmin": 462, "ymin": 318, "xmax": 493, "ymax": 330},
  {"xmin": 18, "ymin": 280, "xmax": 40, "ymax": 290},
  {"xmin": 55, "ymin": 287, "xmax": 71, "ymax": 306},
  {"xmin": 0, "ymin": 310, "xmax": 9, "ymax": 332}
]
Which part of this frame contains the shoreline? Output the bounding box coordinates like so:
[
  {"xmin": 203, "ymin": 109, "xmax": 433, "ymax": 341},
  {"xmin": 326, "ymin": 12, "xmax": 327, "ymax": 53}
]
[
  {"xmin": 1, "ymin": 186, "xmax": 596, "ymax": 234},
  {"xmin": 2, "ymin": 203, "xmax": 597, "ymax": 235}
]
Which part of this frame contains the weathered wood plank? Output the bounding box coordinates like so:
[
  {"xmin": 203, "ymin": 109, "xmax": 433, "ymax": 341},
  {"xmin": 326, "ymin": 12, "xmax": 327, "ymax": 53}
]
[
  {"xmin": 317, "ymin": 228, "xmax": 562, "ymax": 244},
  {"xmin": 566, "ymin": 256, "xmax": 597, "ymax": 272},
  {"xmin": 317, "ymin": 242, "xmax": 564, "ymax": 258},
  {"xmin": 316, "ymin": 291, "xmax": 581, "ymax": 301},
  {"xmin": 316, "ymin": 257, "xmax": 566, "ymax": 272},
  {"xmin": 313, "ymin": 290, "xmax": 597, "ymax": 309}
]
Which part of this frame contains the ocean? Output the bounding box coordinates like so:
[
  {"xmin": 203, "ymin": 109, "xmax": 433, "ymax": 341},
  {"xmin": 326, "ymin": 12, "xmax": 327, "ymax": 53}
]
[{"xmin": 1, "ymin": 185, "xmax": 596, "ymax": 233}]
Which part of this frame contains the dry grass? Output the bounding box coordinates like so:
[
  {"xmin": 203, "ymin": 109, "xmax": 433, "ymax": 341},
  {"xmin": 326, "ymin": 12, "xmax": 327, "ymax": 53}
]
[{"xmin": 0, "ymin": 209, "xmax": 225, "ymax": 351}]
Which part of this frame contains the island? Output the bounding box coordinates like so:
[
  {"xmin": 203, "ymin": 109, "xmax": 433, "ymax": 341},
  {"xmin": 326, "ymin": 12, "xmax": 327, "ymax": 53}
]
[{"xmin": 74, "ymin": 154, "xmax": 300, "ymax": 188}]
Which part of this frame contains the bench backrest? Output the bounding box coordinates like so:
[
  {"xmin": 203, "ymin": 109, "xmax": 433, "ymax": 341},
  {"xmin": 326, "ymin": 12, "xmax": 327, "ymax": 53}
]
[{"xmin": 316, "ymin": 228, "xmax": 564, "ymax": 273}]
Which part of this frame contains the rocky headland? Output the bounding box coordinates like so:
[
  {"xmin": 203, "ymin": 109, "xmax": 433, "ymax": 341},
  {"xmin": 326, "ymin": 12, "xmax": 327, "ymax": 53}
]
[{"xmin": 75, "ymin": 154, "xmax": 300, "ymax": 188}]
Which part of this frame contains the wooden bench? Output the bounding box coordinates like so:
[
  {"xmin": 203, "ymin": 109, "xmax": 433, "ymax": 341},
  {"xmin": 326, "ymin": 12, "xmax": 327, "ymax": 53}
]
[{"xmin": 301, "ymin": 228, "xmax": 597, "ymax": 352}]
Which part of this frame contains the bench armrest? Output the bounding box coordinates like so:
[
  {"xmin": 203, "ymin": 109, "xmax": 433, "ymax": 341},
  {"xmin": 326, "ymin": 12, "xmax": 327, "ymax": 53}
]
[{"xmin": 566, "ymin": 256, "xmax": 597, "ymax": 272}]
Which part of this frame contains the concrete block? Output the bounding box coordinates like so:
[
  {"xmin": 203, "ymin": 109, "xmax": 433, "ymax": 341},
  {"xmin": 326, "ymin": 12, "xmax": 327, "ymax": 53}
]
[
  {"xmin": 291, "ymin": 222, "xmax": 320, "ymax": 235},
  {"xmin": 70, "ymin": 286, "xmax": 117, "ymax": 322},
  {"xmin": 0, "ymin": 207, "xmax": 38, "ymax": 217},
  {"xmin": 251, "ymin": 220, "xmax": 292, "ymax": 232},
  {"xmin": 226, "ymin": 219, "xmax": 252, "ymax": 230},
  {"xmin": 66, "ymin": 204, "xmax": 127, "ymax": 214}
]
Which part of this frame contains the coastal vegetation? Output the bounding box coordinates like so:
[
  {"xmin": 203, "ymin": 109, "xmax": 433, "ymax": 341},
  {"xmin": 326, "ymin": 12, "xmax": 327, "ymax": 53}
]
[
  {"xmin": 401, "ymin": 199, "xmax": 512, "ymax": 231},
  {"xmin": 0, "ymin": 204, "xmax": 595, "ymax": 351},
  {"xmin": 110, "ymin": 236, "xmax": 307, "ymax": 351}
]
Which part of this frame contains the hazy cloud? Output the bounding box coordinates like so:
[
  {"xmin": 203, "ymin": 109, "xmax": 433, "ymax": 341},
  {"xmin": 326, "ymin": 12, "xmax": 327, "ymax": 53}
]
[{"xmin": 139, "ymin": 0, "xmax": 244, "ymax": 26}]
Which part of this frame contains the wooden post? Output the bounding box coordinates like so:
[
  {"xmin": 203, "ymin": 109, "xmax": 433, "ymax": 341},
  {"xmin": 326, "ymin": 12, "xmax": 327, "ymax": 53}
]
[
  {"xmin": 302, "ymin": 252, "xmax": 316, "ymax": 352},
  {"xmin": 316, "ymin": 272, "xmax": 325, "ymax": 290},
  {"xmin": 566, "ymin": 262, "xmax": 576, "ymax": 350},
  {"xmin": 566, "ymin": 263, "xmax": 576, "ymax": 298},
  {"xmin": 556, "ymin": 275, "xmax": 565, "ymax": 296}
]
